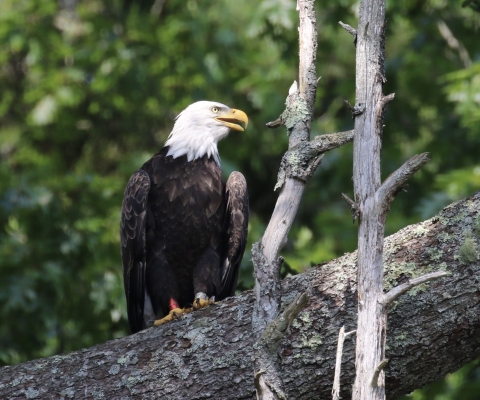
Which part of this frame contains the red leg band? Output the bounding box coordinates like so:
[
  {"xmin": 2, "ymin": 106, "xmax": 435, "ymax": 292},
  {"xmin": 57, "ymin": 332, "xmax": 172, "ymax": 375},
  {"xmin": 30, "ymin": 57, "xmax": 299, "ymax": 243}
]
[{"xmin": 168, "ymin": 298, "xmax": 180, "ymax": 311}]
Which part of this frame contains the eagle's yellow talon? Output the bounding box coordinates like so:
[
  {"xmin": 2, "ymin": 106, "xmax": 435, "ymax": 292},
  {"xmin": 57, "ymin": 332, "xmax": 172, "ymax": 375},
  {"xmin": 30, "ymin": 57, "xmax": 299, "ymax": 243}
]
[
  {"xmin": 193, "ymin": 297, "xmax": 215, "ymax": 310},
  {"xmin": 154, "ymin": 307, "xmax": 186, "ymax": 326}
]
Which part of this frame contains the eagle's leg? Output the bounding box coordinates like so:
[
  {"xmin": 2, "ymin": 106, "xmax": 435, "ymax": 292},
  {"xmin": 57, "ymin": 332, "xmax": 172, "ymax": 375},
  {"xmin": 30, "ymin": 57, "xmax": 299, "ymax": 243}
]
[
  {"xmin": 148, "ymin": 254, "xmax": 191, "ymax": 327},
  {"xmin": 192, "ymin": 247, "xmax": 220, "ymax": 310},
  {"xmin": 153, "ymin": 298, "xmax": 191, "ymax": 326}
]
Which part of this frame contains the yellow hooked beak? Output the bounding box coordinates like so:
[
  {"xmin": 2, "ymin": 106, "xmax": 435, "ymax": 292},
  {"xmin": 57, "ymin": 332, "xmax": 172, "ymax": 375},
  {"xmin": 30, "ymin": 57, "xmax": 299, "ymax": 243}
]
[{"xmin": 215, "ymin": 109, "xmax": 248, "ymax": 132}]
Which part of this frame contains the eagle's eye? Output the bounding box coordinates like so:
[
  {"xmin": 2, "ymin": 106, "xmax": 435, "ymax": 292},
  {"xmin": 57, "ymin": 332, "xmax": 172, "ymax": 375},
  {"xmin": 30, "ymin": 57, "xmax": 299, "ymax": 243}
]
[{"xmin": 211, "ymin": 106, "xmax": 219, "ymax": 113}]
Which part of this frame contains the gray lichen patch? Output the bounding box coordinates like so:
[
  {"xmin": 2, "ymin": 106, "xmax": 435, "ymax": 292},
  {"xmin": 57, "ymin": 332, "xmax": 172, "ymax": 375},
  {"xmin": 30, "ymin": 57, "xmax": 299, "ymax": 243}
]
[
  {"xmin": 183, "ymin": 326, "xmax": 209, "ymax": 353},
  {"xmin": 286, "ymin": 149, "xmax": 303, "ymax": 166},
  {"xmin": 384, "ymin": 261, "xmax": 441, "ymax": 292},
  {"xmin": 293, "ymin": 331, "xmax": 323, "ymax": 350},
  {"xmin": 437, "ymin": 231, "xmax": 454, "ymax": 243},
  {"xmin": 274, "ymin": 144, "xmax": 313, "ymax": 191},
  {"xmin": 291, "ymin": 311, "xmax": 313, "ymax": 331},
  {"xmin": 299, "ymin": 311, "xmax": 312, "ymax": 324},
  {"xmin": 108, "ymin": 364, "xmax": 121, "ymax": 375},
  {"xmin": 211, "ymin": 351, "xmax": 241, "ymax": 368},
  {"xmin": 383, "ymin": 241, "xmax": 402, "ymax": 258},
  {"xmin": 292, "ymin": 318, "xmax": 302, "ymax": 330},
  {"xmin": 394, "ymin": 331, "xmax": 408, "ymax": 342},
  {"xmin": 412, "ymin": 222, "xmax": 430, "ymax": 238},
  {"xmin": 473, "ymin": 215, "xmax": 480, "ymax": 237},
  {"xmin": 59, "ymin": 387, "xmax": 75, "ymax": 399},
  {"xmin": 407, "ymin": 283, "xmax": 428, "ymax": 297},
  {"xmin": 117, "ymin": 351, "xmax": 138, "ymax": 367},
  {"xmin": 91, "ymin": 387, "xmax": 106, "ymax": 400},
  {"xmin": 280, "ymin": 92, "xmax": 309, "ymax": 130},
  {"xmin": 384, "ymin": 262, "xmax": 416, "ymax": 291},
  {"xmin": 123, "ymin": 369, "xmax": 150, "ymax": 389},
  {"xmin": 24, "ymin": 387, "xmax": 39, "ymax": 399},
  {"xmin": 150, "ymin": 350, "xmax": 192, "ymax": 381},
  {"xmin": 330, "ymin": 269, "xmax": 349, "ymax": 292},
  {"xmin": 458, "ymin": 236, "xmax": 478, "ymax": 264},
  {"xmin": 438, "ymin": 202, "xmax": 469, "ymax": 226},
  {"xmin": 425, "ymin": 247, "xmax": 444, "ymax": 262}
]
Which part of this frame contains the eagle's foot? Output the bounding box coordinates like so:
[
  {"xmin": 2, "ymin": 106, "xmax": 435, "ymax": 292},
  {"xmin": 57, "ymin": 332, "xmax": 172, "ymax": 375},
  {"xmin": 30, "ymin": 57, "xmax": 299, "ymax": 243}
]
[
  {"xmin": 154, "ymin": 307, "xmax": 189, "ymax": 326},
  {"xmin": 193, "ymin": 296, "xmax": 215, "ymax": 310}
]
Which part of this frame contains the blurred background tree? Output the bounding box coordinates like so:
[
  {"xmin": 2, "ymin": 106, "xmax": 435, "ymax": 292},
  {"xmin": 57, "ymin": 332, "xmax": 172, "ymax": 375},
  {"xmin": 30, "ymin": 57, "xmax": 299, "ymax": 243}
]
[{"xmin": 0, "ymin": 0, "xmax": 478, "ymax": 397}]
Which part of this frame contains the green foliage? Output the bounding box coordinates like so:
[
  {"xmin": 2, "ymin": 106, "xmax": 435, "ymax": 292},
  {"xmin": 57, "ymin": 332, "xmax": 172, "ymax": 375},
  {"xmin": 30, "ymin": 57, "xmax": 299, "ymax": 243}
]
[
  {"xmin": 401, "ymin": 360, "xmax": 480, "ymax": 400},
  {"xmin": 0, "ymin": 0, "xmax": 479, "ymax": 396},
  {"xmin": 463, "ymin": 0, "xmax": 480, "ymax": 13}
]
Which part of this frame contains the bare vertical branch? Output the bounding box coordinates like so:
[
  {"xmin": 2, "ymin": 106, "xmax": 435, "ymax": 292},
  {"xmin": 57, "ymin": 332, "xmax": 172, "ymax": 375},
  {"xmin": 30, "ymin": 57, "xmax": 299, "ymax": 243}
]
[
  {"xmin": 332, "ymin": 327, "xmax": 356, "ymax": 400},
  {"xmin": 348, "ymin": 1, "xmax": 442, "ymax": 399},
  {"xmin": 252, "ymin": 1, "xmax": 318, "ymax": 398},
  {"xmin": 259, "ymin": 0, "xmax": 318, "ymax": 269},
  {"xmin": 350, "ymin": 2, "xmax": 389, "ymax": 396}
]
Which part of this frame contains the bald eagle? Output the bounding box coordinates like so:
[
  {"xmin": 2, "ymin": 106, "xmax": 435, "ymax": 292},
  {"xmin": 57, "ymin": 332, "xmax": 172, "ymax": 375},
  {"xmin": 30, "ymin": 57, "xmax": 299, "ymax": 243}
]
[{"xmin": 120, "ymin": 101, "xmax": 249, "ymax": 333}]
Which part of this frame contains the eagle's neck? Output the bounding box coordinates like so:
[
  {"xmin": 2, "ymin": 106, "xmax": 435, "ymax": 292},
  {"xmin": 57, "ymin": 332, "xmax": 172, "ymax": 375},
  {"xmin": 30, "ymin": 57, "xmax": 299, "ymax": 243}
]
[{"xmin": 164, "ymin": 122, "xmax": 229, "ymax": 166}]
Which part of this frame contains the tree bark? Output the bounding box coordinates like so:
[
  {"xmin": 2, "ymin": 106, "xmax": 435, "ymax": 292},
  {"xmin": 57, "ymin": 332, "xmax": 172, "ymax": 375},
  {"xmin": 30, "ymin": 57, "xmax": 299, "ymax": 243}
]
[
  {"xmin": 351, "ymin": 1, "xmax": 390, "ymax": 398},
  {"xmin": 1, "ymin": 191, "xmax": 480, "ymax": 399}
]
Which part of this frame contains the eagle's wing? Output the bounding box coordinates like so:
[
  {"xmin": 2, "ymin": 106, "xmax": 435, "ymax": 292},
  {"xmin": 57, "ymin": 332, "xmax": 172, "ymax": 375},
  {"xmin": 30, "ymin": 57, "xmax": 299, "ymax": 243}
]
[
  {"xmin": 220, "ymin": 171, "xmax": 249, "ymax": 298},
  {"xmin": 120, "ymin": 169, "xmax": 150, "ymax": 333}
]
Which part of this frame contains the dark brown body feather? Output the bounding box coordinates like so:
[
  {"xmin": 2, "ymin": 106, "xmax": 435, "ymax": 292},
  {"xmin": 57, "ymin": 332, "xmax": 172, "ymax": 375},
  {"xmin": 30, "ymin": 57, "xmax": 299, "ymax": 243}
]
[{"xmin": 121, "ymin": 146, "xmax": 248, "ymax": 333}]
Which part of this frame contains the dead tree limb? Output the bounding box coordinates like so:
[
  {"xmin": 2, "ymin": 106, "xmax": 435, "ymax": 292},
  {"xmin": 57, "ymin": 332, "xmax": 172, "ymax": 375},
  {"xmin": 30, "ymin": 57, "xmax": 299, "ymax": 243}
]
[
  {"xmin": 1, "ymin": 191, "xmax": 479, "ymax": 399},
  {"xmin": 252, "ymin": 0, "xmax": 354, "ymax": 394},
  {"xmin": 332, "ymin": 327, "xmax": 356, "ymax": 400},
  {"xmin": 347, "ymin": 1, "xmax": 445, "ymax": 399},
  {"xmin": 252, "ymin": 1, "xmax": 320, "ymax": 398}
]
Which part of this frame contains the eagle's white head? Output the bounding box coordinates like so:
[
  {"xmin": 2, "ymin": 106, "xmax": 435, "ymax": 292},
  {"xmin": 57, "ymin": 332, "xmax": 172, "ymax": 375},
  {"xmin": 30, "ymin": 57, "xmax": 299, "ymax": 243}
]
[{"xmin": 164, "ymin": 101, "xmax": 248, "ymax": 165}]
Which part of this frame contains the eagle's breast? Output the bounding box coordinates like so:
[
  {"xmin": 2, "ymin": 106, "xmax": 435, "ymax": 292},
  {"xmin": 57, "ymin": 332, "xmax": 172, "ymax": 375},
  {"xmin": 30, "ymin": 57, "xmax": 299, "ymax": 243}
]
[{"xmin": 143, "ymin": 147, "xmax": 225, "ymax": 271}]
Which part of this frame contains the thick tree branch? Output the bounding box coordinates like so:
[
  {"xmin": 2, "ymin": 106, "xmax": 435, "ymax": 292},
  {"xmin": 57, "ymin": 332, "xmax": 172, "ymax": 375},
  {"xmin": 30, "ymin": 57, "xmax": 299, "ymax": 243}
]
[{"xmin": 1, "ymin": 191, "xmax": 480, "ymax": 399}]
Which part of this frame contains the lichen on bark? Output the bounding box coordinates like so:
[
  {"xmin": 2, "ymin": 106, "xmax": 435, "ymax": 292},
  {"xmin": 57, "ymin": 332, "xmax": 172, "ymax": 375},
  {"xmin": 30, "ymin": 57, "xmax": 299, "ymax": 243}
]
[{"xmin": 280, "ymin": 91, "xmax": 309, "ymax": 131}]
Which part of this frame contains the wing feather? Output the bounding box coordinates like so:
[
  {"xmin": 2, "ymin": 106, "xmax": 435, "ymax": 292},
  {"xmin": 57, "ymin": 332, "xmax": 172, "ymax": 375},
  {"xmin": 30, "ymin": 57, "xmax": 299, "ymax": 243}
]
[
  {"xmin": 120, "ymin": 169, "xmax": 150, "ymax": 333},
  {"xmin": 220, "ymin": 171, "xmax": 249, "ymax": 298}
]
